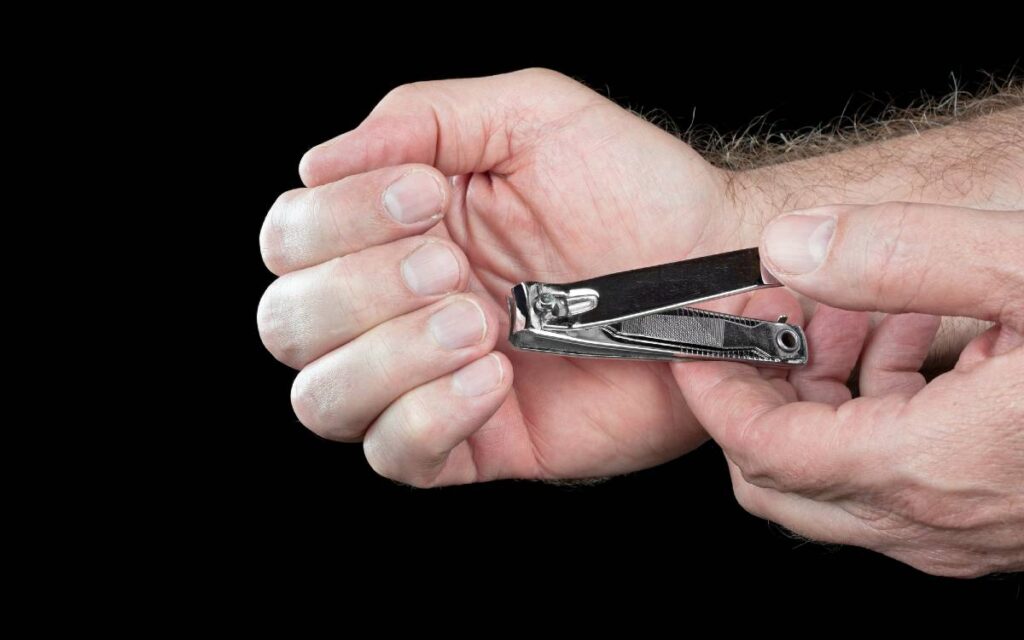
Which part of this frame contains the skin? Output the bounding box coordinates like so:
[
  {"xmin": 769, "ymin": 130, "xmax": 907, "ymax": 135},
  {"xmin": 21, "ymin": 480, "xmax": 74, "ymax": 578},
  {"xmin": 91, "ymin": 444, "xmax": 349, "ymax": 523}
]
[
  {"xmin": 259, "ymin": 69, "xmax": 748, "ymax": 486},
  {"xmin": 675, "ymin": 203, "xmax": 1023, "ymax": 577},
  {"xmin": 257, "ymin": 68, "xmax": 1023, "ymax": 572}
]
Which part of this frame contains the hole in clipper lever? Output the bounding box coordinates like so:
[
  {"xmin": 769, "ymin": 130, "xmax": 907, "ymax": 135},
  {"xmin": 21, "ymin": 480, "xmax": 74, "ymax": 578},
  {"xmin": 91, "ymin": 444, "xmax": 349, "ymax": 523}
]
[{"xmin": 776, "ymin": 329, "xmax": 798, "ymax": 352}]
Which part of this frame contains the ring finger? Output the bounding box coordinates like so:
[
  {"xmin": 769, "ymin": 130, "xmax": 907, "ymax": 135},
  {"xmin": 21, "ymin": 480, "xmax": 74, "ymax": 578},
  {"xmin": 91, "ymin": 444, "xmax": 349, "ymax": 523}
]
[{"xmin": 290, "ymin": 293, "xmax": 502, "ymax": 442}]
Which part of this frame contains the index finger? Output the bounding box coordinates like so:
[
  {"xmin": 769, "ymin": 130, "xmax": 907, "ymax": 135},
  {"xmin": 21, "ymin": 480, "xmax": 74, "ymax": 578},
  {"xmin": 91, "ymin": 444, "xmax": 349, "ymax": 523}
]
[{"xmin": 672, "ymin": 359, "xmax": 893, "ymax": 494}]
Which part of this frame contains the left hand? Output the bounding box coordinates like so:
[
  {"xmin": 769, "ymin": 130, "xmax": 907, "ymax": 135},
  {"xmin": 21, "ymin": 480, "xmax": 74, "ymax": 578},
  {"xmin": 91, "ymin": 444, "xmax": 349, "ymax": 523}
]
[
  {"xmin": 259, "ymin": 69, "xmax": 751, "ymax": 487},
  {"xmin": 674, "ymin": 202, "xmax": 1024, "ymax": 577}
]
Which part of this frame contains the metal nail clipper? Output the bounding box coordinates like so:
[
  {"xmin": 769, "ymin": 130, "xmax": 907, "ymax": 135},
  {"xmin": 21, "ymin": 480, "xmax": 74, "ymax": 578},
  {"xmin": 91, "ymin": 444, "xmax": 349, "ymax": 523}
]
[{"xmin": 507, "ymin": 248, "xmax": 808, "ymax": 366}]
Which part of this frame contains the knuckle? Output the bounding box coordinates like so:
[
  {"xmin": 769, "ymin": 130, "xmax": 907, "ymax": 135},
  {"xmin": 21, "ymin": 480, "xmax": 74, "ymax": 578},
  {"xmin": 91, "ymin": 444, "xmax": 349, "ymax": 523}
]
[
  {"xmin": 256, "ymin": 282, "xmax": 305, "ymax": 368},
  {"xmin": 732, "ymin": 424, "xmax": 805, "ymax": 492},
  {"xmin": 401, "ymin": 402, "xmax": 449, "ymax": 466},
  {"xmin": 734, "ymin": 460, "xmax": 773, "ymax": 492},
  {"xmin": 379, "ymin": 82, "xmax": 425, "ymax": 108},
  {"xmin": 290, "ymin": 370, "xmax": 330, "ymax": 438},
  {"xmin": 290, "ymin": 367, "xmax": 360, "ymax": 442},
  {"xmin": 516, "ymin": 67, "xmax": 569, "ymax": 84},
  {"xmin": 363, "ymin": 444, "xmax": 440, "ymax": 490},
  {"xmin": 731, "ymin": 478, "xmax": 769, "ymax": 519},
  {"xmin": 736, "ymin": 446, "xmax": 831, "ymax": 495},
  {"xmin": 363, "ymin": 438, "xmax": 398, "ymax": 481},
  {"xmin": 260, "ymin": 189, "xmax": 304, "ymax": 274},
  {"xmin": 290, "ymin": 371, "xmax": 324, "ymax": 436},
  {"xmin": 364, "ymin": 400, "xmax": 447, "ymax": 489},
  {"xmin": 773, "ymin": 460, "xmax": 827, "ymax": 494},
  {"xmin": 908, "ymin": 551, "xmax": 992, "ymax": 578}
]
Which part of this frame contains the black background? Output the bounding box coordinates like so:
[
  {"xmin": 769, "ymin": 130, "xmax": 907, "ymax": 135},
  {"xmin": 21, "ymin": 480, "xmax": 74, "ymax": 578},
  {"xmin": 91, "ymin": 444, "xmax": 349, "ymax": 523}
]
[{"xmin": 234, "ymin": 39, "xmax": 1022, "ymax": 600}]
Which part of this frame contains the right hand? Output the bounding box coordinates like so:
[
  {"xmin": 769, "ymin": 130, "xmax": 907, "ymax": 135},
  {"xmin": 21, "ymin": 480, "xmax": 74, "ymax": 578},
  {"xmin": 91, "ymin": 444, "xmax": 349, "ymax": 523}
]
[
  {"xmin": 257, "ymin": 69, "xmax": 768, "ymax": 487},
  {"xmin": 674, "ymin": 203, "xmax": 1024, "ymax": 576}
]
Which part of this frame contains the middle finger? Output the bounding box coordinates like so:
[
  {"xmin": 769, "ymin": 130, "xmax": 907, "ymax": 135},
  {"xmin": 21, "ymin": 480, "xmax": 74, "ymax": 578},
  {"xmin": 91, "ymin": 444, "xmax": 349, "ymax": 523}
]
[{"xmin": 257, "ymin": 236, "xmax": 470, "ymax": 368}]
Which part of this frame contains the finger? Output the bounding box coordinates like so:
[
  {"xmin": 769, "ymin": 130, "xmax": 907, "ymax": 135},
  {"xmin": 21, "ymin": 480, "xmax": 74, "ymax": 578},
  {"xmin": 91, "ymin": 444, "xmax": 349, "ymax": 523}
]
[
  {"xmin": 672, "ymin": 287, "xmax": 803, "ymax": 411},
  {"xmin": 297, "ymin": 68, "xmax": 602, "ymax": 186},
  {"xmin": 957, "ymin": 323, "xmax": 1024, "ymax": 371},
  {"xmin": 290, "ymin": 294, "xmax": 500, "ymax": 442},
  {"xmin": 673, "ymin": 290, "xmax": 873, "ymax": 491},
  {"xmin": 363, "ymin": 352, "xmax": 513, "ymax": 488},
  {"xmin": 674, "ymin": 346, "xmax": 895, "ymax": 494},
  {"xmin": 788, "ymin": 306, "xmax": 870, "ymax": 407},
  {"xmin": 859, "ymin": 313, "xmax": 941, "ymax": 396},
  {"xmin": 258, "ymin": 237, "xmax": 469, "ymax": 368},
  {"xmin": 760, "ymin": 203, "xmax": 1024, "ymax": 327},
  {"xmin": 261, "ymin": 164, "xmax": 449, "ymax": 275},
  {"xmin": 726, "ymin": 459, "xmax": 869, "ymax": 545}
]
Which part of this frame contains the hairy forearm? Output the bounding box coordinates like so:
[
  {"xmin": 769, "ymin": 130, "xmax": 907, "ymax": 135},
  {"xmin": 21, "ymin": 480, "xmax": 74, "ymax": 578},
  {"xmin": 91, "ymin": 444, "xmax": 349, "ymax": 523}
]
[
  {"xmin": 719, "ymin": 101, "xmax": 1023, "ymax": 368},
  {"xmin": 731, "ymin": 105, "xmax": 1023, "ymax": 233}
]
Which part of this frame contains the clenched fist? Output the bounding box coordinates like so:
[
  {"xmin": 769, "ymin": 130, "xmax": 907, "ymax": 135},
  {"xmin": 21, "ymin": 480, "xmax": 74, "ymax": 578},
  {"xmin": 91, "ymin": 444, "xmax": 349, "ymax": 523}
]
[{"xmin": 258, "ymin": 69, "xmax": 752, "ymax": 486}]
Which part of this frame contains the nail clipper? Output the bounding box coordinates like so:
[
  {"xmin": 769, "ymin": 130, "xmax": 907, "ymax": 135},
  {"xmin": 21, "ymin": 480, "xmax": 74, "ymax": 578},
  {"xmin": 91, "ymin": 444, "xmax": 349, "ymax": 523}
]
[{"xmin": 507, "ymin": 248, "xmax": 808, "ymax": 366}]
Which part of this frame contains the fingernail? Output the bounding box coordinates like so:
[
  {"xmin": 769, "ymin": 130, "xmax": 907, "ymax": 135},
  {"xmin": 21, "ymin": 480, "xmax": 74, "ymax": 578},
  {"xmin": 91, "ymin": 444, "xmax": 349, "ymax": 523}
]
[
  {"xmin": 401, "ymin": 243, "xmax": 461, "ymax": 296},
  {"xmin": 453, "ymin": 354, "xmax": 504, "ymax": 397},
  {"xmin": 383, "ymin": 172, "xmax": 444, "ymax": 223},
  {"xmin": 429, "ymin": 299, "xmax": 486, "ymax": 350},
  {"xmin": 763, "ymin": 214, "xmax": 836, "ymax": 274}
]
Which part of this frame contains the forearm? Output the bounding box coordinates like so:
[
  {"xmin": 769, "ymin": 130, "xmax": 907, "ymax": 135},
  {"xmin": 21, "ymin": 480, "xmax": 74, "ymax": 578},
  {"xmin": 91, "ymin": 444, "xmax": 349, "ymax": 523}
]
[
  {"xmin": 725, "ymin": 105, "xmax": 1023, "ymax": 368},
  {"xmin": 731, "ymin": 105, "xmax": 1023, "ymax": 231}
]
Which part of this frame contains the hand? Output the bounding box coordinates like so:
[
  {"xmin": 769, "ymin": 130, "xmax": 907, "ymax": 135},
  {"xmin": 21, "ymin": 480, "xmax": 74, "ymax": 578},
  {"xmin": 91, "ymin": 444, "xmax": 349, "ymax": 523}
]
[
  {"xmin": 258, "ymin": 69, "xmax": 750, "ymax": 486},
  {"xmin": 674, "ymin": 202, "xmax": 1024, "ymax": 576}
]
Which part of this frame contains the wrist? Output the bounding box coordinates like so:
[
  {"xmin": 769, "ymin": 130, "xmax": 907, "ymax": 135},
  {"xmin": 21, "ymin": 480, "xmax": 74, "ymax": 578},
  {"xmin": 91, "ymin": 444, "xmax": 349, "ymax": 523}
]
[
  {"xmin": 689, "ymin": 166, "xmax": 771, "ymax": 252},
  {"xmin": 723, "ymin": 166, "xmax": 799, "ymax": 248}
]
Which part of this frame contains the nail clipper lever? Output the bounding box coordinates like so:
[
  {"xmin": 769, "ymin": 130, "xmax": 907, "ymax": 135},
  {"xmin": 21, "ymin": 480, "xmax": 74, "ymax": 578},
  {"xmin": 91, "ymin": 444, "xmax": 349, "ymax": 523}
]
[{"xmin": 507, "ymin": 248, "xmax": 808, "ymax": 366}]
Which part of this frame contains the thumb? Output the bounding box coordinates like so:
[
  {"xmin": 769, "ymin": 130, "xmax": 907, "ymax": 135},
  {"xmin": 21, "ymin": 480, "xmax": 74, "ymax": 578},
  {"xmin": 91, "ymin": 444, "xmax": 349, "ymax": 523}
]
[
  {"xmin": 760, "ymin": 203, "xmax": 1024, "ymax": 328},
  {"xmin": 298, "ymin": 68, "xmax": 598, "ymax": 187}
]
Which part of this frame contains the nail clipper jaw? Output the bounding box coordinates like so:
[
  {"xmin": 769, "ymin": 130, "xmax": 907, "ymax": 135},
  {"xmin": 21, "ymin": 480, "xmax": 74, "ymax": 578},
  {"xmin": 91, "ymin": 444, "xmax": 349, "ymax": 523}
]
[
  {"xmin": 508, "ymin": 283, "xmax": 533, "ymax": 337},
  {"xmin": 508, "ymin": 282, "xmax": 682, "ymax": 359},
  {"xmin": 508, "ymin": 283, "xmax": 565, "ymax": 353},
  {"xmin": 526, "ymin": 285, "xmax": 600, "ymax": 327},
  {"xmin": 507, "ymin": 282, "xmax": 600, "ymax": 332}
]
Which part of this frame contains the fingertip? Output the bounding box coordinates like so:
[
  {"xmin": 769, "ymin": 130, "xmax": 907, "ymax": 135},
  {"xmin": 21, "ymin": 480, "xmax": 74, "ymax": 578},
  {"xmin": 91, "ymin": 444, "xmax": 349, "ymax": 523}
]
[
  {"xmin": 362, "ymin": 350, "xmax": 514, "ymax": 488},
  {"xmin": 453, "ymin": 352, "xmax": 513, "ymax": 399},
  {"xmin": 298, "ymin": 130, "xmax": 355, "ymax": 187},
  {"xmin": 298, "ymin": 146, "xmax": 322, "ymax": 187}
]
